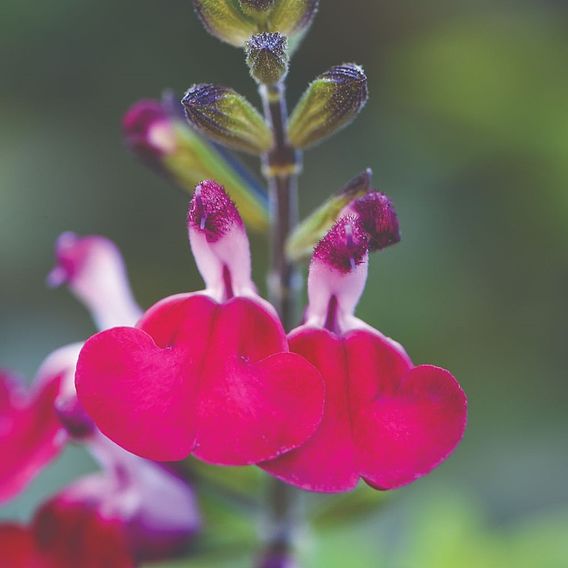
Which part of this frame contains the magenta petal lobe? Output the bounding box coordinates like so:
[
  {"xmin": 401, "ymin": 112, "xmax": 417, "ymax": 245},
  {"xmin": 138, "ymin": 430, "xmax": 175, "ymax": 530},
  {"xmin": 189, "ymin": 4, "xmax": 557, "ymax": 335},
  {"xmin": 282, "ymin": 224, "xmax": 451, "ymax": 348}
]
[{"xmin": 261, "ymin": 327, "xmax": 467, "ymax": 492}]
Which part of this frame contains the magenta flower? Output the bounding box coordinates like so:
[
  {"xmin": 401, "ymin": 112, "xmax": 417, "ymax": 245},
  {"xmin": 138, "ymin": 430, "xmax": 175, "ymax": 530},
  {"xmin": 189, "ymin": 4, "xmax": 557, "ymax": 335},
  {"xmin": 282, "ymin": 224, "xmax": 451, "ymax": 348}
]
[
  {"xmin": 260, "ymin": 210, "xmax": 468, "ymax": 492},
  {"xmin": 76, "ymin": 180, "xmax": 325, "ymax": 465},
  {"xmin": 0, "ymin": 233, "xmax": 142, "ymax": 502}
]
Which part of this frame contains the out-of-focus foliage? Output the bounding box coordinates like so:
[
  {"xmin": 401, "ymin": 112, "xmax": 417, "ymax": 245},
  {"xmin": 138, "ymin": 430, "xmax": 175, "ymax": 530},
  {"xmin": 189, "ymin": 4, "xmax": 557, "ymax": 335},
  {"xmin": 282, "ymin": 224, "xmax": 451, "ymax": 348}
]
[{"xmin": 1, "ymin": 0, "xmax": 567, "ymax": 565}]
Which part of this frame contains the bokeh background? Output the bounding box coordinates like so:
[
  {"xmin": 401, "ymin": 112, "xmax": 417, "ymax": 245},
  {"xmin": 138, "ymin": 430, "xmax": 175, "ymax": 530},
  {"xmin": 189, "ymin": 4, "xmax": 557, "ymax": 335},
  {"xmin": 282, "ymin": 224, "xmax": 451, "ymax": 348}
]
[{"xmin": 1, "ymin": 0, "xmax": 567, "ymax": 566}]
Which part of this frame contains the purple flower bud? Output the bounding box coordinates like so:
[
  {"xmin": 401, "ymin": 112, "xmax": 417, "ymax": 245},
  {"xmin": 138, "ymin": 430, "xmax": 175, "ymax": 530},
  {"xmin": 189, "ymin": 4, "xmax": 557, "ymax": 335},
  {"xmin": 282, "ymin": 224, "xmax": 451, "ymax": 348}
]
[
  {"xmin": 245, "ymin": 32, "xmax": 289, "ymax": 85},
  {"xmin": 188, "ymin": 180, "xmax": 243, "ymax": 243},
  {"xmin": 349, "ymin": 192, "xmax": 401, "ymax": 251},
  {"xmin": 122, "ymin": 100, "xmax": 177, "ymax": 162},
  {"xmin": 312, "ymin": 216, "xmax": 368, "ymax": 274}
]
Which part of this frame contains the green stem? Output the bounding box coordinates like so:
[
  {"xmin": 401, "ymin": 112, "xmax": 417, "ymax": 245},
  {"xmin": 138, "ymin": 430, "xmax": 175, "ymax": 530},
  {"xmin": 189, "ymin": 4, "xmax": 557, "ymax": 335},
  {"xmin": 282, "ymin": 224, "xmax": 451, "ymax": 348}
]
[{"xmin": 259, "ymin": 81, "xmax": 303, "ymax": 565}]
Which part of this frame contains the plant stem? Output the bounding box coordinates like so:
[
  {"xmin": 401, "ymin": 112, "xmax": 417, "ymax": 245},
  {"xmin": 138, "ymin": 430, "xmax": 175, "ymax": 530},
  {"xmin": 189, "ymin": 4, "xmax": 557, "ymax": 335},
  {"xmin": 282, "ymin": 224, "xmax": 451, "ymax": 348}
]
[
  {"xmin": 259, "ymin": 81, "xmax": 303, "ymax": 565},
  {"xmin": 260, "ymin": 83, "xmax": 302, "ymax": 329}
]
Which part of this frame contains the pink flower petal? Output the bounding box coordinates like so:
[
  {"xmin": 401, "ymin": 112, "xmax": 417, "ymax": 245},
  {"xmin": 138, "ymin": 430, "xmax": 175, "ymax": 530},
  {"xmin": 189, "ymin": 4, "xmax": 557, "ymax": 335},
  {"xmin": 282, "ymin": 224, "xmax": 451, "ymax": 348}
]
[
  {"xmin": 76, "ymin": 294, "xmax": 324, "ymax": 465},
  {"xmin": 261, "ymin": 327, "xmax": 467, "ymax": 492},
  {"xmin": 0, "ymin": 370, "xmax": 65, "ymax": 503}
]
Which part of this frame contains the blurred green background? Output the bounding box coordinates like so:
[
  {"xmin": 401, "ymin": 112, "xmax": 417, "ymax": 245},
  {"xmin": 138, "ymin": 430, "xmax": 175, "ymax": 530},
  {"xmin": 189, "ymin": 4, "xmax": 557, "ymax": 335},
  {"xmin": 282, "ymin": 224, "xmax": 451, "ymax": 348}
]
[{"xmin": 1, "ymin": 0, "xmax": 567, "ymax": 566}]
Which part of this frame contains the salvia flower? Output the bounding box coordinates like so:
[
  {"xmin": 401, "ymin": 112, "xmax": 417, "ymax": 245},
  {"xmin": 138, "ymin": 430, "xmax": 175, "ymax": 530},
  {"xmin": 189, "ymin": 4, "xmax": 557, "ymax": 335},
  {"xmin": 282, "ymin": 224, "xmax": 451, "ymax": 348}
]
[
  {"xmin": 288, "ymin": 63, "xmax": 369, "ymax": 149},
  {"xmin": 261, "ymin": 215, "xmax": 467, "ymax": 492},
  {"xmin": 75, "ymin": 180, "xmax": 325, "ymax": 465},
  {"xmin": 123, "ymin": 99, "xmax": 269, "ymax": 232}
]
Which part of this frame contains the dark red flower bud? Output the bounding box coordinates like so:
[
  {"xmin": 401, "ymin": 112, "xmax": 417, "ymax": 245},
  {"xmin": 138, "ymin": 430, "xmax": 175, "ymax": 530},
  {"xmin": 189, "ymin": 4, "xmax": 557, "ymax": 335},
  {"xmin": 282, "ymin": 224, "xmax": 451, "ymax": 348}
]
[
  {"xmin": 312, "ymin": 216, "xmax": 368, "ymax": 275},
  {"xmin": 122, "ymin": 100, "xmax": 176, "ymax": 162},
  {"xmin": 188, "ymin": 180, "xmax": 243, "ymax": 243},
  {"xmin": 349, "ymin": 192, "xmax": 400, "ymax": 251}
]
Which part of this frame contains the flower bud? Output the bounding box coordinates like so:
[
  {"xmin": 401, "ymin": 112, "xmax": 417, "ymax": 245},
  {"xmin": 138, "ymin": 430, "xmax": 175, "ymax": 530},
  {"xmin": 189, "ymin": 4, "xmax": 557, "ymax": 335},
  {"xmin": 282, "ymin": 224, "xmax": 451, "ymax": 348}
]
[
  {"xmin": 288, "ymin": 63, "xmax": 368, "ymax": 149},
  {"xmin": 192, "ymin": 0, "xmax": 257, "ymax": 47},
  {"xmin": 347, "ymin": 192, "xmax": 400, "ymax": 251},
  {"xmin": 245, "ymin": 33, "xmax": 288, "ymax": 85},
  {"xmin": 193, "ymin": 0, "xmax": 318, "ymax": 50},
  {"xmin": 268, "ymin": 0, "xmax": 319, "ymax": 47},
  {"xmin": 123, "ymin": 99, "xmax": 269, "ymax": 232},
  {"xmin": 286, "ymin": 168, "xmax": 373, "ymax": 262},
  {"xmin": 123, "ymin": 100, "xmax": 177, "ymax": 162},
  {"xmin": 182, "ymin": 84, "xmax": 272, "ymax": 155},
  {"xmin": 238, "ymin": 0, "xmax": 276, "ymax": 20},
  {"xmin": 312, "ymin": 216, "xmax": 368, "ymax": 275}
]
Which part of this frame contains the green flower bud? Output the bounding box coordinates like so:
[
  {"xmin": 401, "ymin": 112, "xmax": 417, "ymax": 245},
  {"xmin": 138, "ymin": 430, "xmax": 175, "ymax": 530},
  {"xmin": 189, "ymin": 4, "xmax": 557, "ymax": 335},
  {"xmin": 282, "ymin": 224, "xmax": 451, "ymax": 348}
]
[
  {"xmin": 182, "ymin": 84, "xmax": 272, "ymax": 155},
  {"xmin": 192, "ymin": 0, "xmax": 256, "ymax": 47},
  {"xmin": 288, "ymin": 63, "xmax": 368, "ymax": 149},
  {"xmin": 123, "ymin": 98, "xmax": 268, "ymax": 232},
  {"xmin": 245, "ymin": 33, "xmax": 288, "ymax": 85},
  {"xmin": 286, "ymin": 169, "xmax": 373, "ymax": 261},
  {"xmin": 268, "ymin": 0, "xmax": 319, "ymax": 45},
  {"xmin": 238, "ymin": 0, "xmax": 276, "ymax": 21},
  {"xmin": 193, "ymin": 0, "xmax": 318, "ymax": 50}
]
